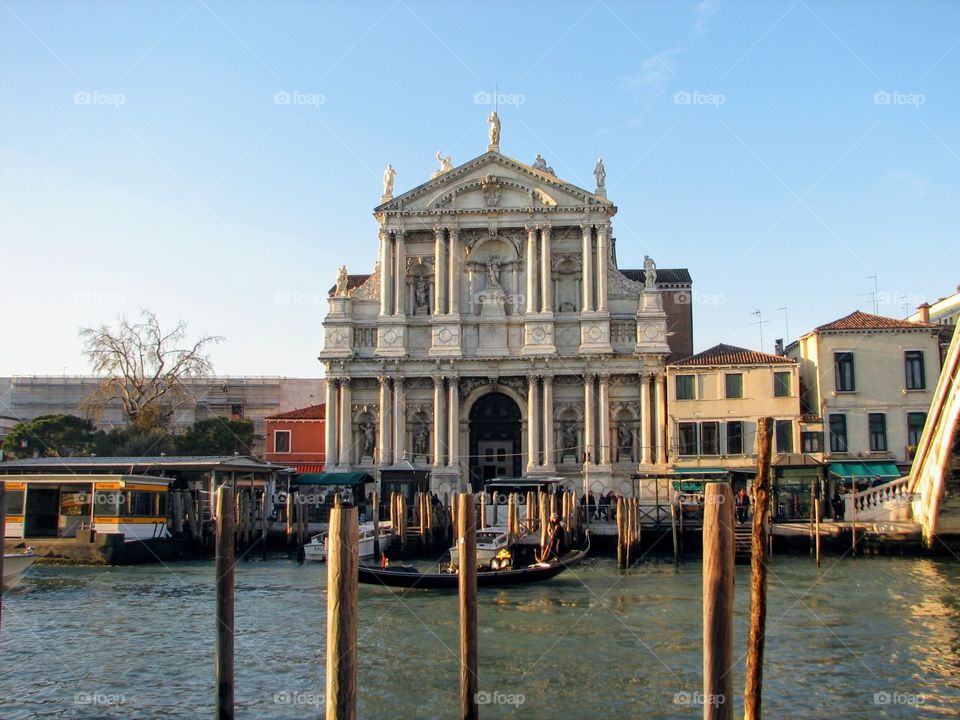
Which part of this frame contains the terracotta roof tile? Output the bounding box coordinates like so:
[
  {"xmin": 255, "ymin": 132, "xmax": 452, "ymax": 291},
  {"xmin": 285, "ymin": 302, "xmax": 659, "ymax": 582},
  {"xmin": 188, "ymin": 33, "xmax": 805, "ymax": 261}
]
[
  {"xmin": 814, "ymin": 310, "xmax": 936, "ymax": 332},
  {"xmin": 671, "ymin": 343, "xmax": 795, "ymax": 367},
  {"xmin": 267, "ymin": 403, "xmax": 326, "ymax": 420},
  {"xmin": 327, "ymin": 274, "xmax": 371, "ymax": 296}
]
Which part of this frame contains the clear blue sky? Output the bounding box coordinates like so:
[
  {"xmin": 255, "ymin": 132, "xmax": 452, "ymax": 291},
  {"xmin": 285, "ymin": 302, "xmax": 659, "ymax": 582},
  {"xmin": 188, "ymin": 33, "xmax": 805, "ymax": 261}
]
[{"xmin": 1, "ymin": 0, "xmax": 957, "ymax": 377}]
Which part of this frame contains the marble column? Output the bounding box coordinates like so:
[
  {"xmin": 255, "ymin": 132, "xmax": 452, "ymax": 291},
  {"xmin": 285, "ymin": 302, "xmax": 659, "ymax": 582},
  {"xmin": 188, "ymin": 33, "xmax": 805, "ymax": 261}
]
[
  {"xmin": 640, "ymin": 373, "xmax": 653, "ymax": 465},
  {"xmin": 324, "ymin": 379, "xmax": 338, "ymax": 467},
  {"xmin": 393, "ymin": 377, "xmax": 406, "ymax": 462},
  {"xmin": 599, "ymin": 374, "xmax": 611, "ymax": 465},
  {"xmin": 542, "ymin": 375, "xmax": 555, "ymax": 467},
  {"xmin": 525, "ymin": 226, "xmax": 538, "ymax": 314},
  {"xmin": 527, "ymin": 375, "xmax": 540, "ymax": 470},
  {"xmin": 379, "ymin": 229, "xmax": 391, "ymax": 316},
  {"xmin": 540, "ymin": 225, "xmax": 553, "ymax": 313},
  {"xmin": 432, "ymin": 376, "xmax": 444, "ymax": 467},
  {"xmin": 434, "ymin": 225, "xmax": 447, "ymax": 315},
  {"xmin": 656, "ymin": 373, "xmax": 668, "ymax": 464},
  {"xmin": 448, "ymin": 228, "xmax": 460, "ymax": 314},
  {"xmin": 378, "ymin": 377, "xmax": 392, "ymax": 466},
  {"xmin": 447, "ymin": 378, "xmax": 460, "ymax": 469},
  {"xmin": 596, "ymin": 223, "xmax": 609, "ymax": 313},
  {"xmin": 338, "ymin": 378, "xmax": 352, "ymax": 466},
  {"xmin": 581, "ymin": 225, "xmax": 594, "ymax": 312},
  {"xmin": 584, "ymin": 374, "xmax": 595, "ymax": 464},
  {"xmin": 393, "ymin": 230, "xmax": 405, "ymax": 316}
]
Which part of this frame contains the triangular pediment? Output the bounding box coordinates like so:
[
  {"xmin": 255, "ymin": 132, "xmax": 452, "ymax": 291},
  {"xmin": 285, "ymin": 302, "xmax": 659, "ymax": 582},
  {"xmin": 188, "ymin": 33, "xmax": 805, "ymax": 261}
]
[{"xmin": 375, "ymin": 151, "xmax": 613, "ymax": 215}]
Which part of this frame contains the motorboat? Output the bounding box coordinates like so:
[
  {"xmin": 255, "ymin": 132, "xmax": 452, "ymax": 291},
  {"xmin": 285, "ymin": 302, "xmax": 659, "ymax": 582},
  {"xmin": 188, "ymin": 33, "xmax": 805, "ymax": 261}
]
[
  {"xmin": 448, "ymin": 525, "xmax": 526, "ymax": 569},
  {"xmin": 303, "ymin": 522, "xmax": 393, "ymax": 562},
  {"xmin": 3, "ymin": 548, "xmax": 38, "ymax": 587}
]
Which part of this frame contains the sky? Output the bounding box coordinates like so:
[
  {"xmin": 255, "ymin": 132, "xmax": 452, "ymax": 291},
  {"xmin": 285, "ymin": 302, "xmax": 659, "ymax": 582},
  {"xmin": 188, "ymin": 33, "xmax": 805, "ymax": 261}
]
[{"xmin": 1, "ymin": 0, "xmax": 958, "ymax": 377}]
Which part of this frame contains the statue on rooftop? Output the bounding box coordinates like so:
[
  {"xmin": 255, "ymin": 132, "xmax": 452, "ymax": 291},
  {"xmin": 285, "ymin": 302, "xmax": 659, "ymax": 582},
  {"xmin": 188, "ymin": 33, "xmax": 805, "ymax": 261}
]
[
  {"xmin": 594, "ymin": 157, "xmax": 606, "ymax": 190},
  {"xmin": 335, "ymin": 265, "xmax": 349, "ymax": 296},
  {"xmin": 643, "ymin": 255, "xmax": 657, "ymax": 289},
  {"xmin": 432, "ymin": 151, "xmax": 453, "ymax": 179},
  {"xmin": 382, "ymin": 163, "xmax": 395, "ymax": 197},
  {"xmin": 488, "ymin": 111, "xmax": 501, "ymax": 148}
]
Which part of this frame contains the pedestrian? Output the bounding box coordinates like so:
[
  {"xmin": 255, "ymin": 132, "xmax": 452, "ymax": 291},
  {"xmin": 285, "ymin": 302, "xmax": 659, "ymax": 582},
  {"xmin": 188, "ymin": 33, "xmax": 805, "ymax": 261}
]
[
  {"xmin": 832, "ymin": 486, "xmax": 845, "ymax": 521},
  {"xmin": 735, "ymin": 487, "xmax": 750, "ymax": 524}
]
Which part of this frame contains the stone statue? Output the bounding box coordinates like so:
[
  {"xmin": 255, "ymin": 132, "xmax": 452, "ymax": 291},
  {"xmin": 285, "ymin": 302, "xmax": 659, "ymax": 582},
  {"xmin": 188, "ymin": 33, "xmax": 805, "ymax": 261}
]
[
  {"xmin": 413, "ymin": 423, "xmax": 429, "ymax": 457},
  {"xmin": 561, "ymin": 423, "xmax": 578, "ymax": 454},
  {"xmin": 335, "ymin": 265, "xmax": 349, "ymax": 295},
  {"xmin": 643, "ymin": 255, "xmax": 657, "ymax": 289},
  {"xmin": 486, "ymin": 257, "xmax": 501, "ymax": 288},
  {"xmin": 432, "ymin": 151, "xmax": 453, "ymax": 178},
  {"xmin": 415, "ymin": 277, "xmax": 429, "ymax": 309},
  {"xmin": 617, "ymin": 421, "xmax": 633, "ymax": 452},
  {"xmin": 382, "ymin": 163, "xmax": 395, "ymax": 197},
  {"xmin": 532, "ymin": 153, "xmax": 547, "ymax": 171},
  {"xmin": 360, "ymin": 422, "xmax": 376, "ymax": 459},
  {"xmin": 594, "ymin": 157, "xmax": 606, "ymax": 189},
  {"xmin": 488, "ymin": 111, "xmax": 501, "ymax": 148}
]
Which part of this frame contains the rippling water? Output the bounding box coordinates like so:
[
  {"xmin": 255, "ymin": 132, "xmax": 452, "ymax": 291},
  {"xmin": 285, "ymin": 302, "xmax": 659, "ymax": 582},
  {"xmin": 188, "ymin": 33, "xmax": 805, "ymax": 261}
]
[{"xmin": 1, "ymin": 554, "xmax": 959, "ymax": 718}]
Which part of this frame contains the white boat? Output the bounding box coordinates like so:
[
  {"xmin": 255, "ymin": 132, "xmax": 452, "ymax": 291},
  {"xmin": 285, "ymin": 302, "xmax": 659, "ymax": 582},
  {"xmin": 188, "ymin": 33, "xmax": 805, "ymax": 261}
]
[
  {"xmin": 449, "ymin": 525, "xmax": 526, "ymax": 569},
  {"xmin": 3, "ymin": 549, "xmax": 38, "ymax": 587},
  {"xmin": 303, "ymin": 522, "xmax": 393, "ymax": 562}
]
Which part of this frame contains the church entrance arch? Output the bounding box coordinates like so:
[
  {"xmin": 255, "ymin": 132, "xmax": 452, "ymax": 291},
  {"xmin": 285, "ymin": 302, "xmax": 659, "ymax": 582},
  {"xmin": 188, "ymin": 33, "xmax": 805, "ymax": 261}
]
[{"xmin": 467, "ymin": 392, "xmax": 522, "ymax": 490}]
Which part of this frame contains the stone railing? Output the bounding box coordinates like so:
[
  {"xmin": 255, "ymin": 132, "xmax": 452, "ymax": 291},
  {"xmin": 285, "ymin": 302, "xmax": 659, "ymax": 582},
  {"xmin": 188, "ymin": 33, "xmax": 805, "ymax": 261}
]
[
  {"xmin": 845, "ymin": 475, "xmax": 914, "ymax": 521},
  {"xmin": 353, "ymin": 327, "xmax": 376, "ymax": 349}
]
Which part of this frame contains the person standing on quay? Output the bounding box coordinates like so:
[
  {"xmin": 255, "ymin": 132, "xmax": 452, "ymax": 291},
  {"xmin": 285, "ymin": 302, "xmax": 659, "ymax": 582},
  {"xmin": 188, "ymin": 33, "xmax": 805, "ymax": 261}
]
[{"xmin": 735, "ymin": 487, "xmax": 750, "ymax": 524}]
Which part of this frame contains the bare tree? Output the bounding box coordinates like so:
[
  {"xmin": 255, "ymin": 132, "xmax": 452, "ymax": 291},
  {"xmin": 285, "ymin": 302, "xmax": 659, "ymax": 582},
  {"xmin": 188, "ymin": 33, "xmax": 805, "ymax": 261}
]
[{"xmin": 79, "ymin": 309, "xmax": 224, "ymax": 431}]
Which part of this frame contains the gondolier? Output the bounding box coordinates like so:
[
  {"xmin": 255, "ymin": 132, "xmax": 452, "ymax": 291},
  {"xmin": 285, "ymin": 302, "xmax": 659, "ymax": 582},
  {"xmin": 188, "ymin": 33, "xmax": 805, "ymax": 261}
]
[{"xmin": 543, "ymin": 513, "xmax": 565, "ymax": 561}]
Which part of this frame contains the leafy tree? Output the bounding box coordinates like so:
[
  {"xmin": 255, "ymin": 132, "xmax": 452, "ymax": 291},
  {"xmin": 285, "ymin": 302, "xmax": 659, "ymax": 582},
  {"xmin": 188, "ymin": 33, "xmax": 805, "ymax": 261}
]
[
  {"xmin": 79, "ymin": 309, "xmax": 223, "ymax": 432},
  {"xmin": 1, "ymin": 414, "xmax": 102, "ymax": 458},
  {"xmin": 175, "ymin": 418, "xmax": 254, "ymax": 456}
]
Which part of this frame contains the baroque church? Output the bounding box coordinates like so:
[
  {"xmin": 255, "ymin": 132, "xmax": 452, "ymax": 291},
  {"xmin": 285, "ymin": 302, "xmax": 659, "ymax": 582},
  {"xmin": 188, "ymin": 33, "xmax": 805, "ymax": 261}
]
[{"xmin": 321, "ymin": 116, "xmax": 692, "ymax": 495}]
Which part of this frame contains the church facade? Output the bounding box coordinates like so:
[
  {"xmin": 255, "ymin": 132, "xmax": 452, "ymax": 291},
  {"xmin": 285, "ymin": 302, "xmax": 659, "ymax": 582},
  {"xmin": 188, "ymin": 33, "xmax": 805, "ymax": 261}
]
[{"xmin": 320, "ymin": 122, "xmax": 692, "ymax": 495}]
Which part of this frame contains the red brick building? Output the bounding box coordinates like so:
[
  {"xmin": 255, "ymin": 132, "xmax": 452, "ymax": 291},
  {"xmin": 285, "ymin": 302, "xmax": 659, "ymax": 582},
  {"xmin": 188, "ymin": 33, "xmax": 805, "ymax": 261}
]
[{"xmin": 264, "ymin": 404, "xmax": 326, "ymax": 472}]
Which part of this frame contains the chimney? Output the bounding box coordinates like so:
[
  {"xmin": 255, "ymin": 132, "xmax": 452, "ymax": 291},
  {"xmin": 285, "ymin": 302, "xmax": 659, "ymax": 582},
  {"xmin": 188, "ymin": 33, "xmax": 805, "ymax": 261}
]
[
  {"xmin": 774, "ymin": 338, "xmax": 784, "ymax": 356},
  {"xmin": 916, "ymin": 303, "xmax": 930, "ymax": 324}
]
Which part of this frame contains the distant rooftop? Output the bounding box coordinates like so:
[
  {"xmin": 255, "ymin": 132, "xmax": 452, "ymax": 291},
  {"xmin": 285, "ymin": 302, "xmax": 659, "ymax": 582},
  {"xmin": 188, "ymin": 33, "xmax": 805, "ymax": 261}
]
[
  {"xmin": 0, "ymin": 455, "xmax": 286, "ymax": 474},
  {"xmin": 672, "ymin": 343, "xmax": 795, "ymax": 367},
  {"xmin": 267, "ymin": 403, "xmax": 325, "ymax": 420},
  {"xmin": 814, "ymin": 310, "xmax": 936, "ymax": 333},
  {"xmin": 620, "ymin": 268, "xmax": 692, "ymax": 285},
  {"xmin": 328, "ymin": 274, "xmax": 372, "ymax": 296}
]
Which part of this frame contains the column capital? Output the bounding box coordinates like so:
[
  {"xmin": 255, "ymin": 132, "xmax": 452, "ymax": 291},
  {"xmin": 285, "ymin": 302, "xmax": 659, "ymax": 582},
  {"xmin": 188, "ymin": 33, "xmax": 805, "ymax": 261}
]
[
  {"xmin": 525, "ymin": 224, "xmax": 538, "ymax": 236},
  {"xmin": 377, "ymin": 375, "xmax": 390, "ymax": 387},
  {"xmin": 432, "ymin": 375, "xmax": 444, "ymax": 388},
  {"xmin": 449, "ymin": 225, "xmax": 460, "ymax": 240},
  {"xmin": 541, "ymin": 373, "xmax": 554, "ymax": 384},
  {"xmin": 433, "ymin": 224, "xmax": 444, "ymax": 237},
  {"xmin": 340, "ymin": 376, "xmax": 351, "ymax": 387}
]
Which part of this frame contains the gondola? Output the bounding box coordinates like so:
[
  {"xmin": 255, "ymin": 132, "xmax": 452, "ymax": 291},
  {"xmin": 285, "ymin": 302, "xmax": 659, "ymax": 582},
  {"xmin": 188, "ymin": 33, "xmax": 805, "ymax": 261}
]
[{"xmin": 357, "ymin": 534, "xmax": 590, "ymax": 590}]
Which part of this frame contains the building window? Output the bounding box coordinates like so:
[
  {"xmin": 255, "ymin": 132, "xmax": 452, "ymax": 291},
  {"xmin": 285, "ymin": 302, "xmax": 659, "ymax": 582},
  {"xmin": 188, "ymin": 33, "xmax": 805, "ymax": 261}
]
[
  {"xmin": 724, "ymin": 373, "xmax": 743, "ymax": 399},
  {"xmin": 905, "ymin": 351, "xmax": 925, "ymax": 390},
  {"xmin": 726, "ymin": 421, "xmax": 744, "ymax": 455},
  {"xmin": 834, "ymin": 352, "xmax": 855, "ymax": 392},
  {"xmin": 230, "ymin": 403, "xmax": 244, "ymax": 419},
  {"xmin": 274, "ymin": 430, "xmax": 291, "ymax": 453},
  {"xmin": 801, "ymin": 431, "xmax": 823, "ymax": 453},
  {"xmin": 775, "ymin": 420, "xmax": 794, "ymax": 454},
  {"xmin": 868, "ymin": 413, "xmax": 887, "ymax": 452},
  {"xmin": 701, "ymin": 422, "xmax": 720, "ymax": 455},
  {"xmin": 907, "ymin": 412, "xmax": 927, "ymax": 447},
  {"xmin": 773, "ymin": 371, "xmax": 791, "ymax": 397},
  {"xmin": 677, "ymin": 422, "xmax": 698, "ymax": 455},
  {"xmin": 676, "ymin": 375, "xmax": 695, "ymax": 400},
  {"xmin": 829, "ymin": 414, "xmax": 848, "ymax": 452}
]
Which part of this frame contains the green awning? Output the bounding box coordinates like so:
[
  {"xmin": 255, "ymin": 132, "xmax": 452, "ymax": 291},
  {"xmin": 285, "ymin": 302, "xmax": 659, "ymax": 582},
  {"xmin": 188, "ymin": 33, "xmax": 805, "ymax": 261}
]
[
  {"xmin": 673, "ymin": 467, "xmax": 727, "ymax": 475},
  {"xmin": 295, "ymin": 472, "xmax": 372, "ymax": 486},
  {"xmin": 828, "ymin": 462, "xmax": 901, "ymax": 480}
]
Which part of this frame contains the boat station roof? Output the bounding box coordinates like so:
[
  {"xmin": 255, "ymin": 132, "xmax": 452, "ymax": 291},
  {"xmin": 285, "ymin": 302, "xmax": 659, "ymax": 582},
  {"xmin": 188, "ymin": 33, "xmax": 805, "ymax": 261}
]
[
  {"xmin": 0, "ymin": 455, "xmax": 287, "ymax": 476},
  {"xmin": 1, "ymin": 473, "xmax": 172, "ymax": 487}
]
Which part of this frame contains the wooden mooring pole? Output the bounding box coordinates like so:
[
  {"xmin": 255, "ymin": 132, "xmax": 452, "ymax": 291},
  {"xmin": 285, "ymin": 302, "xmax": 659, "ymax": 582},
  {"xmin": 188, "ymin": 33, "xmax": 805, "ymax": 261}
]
[
  {"xmin": 1, "ymin": 482, "xmax": 5, "ymax": 637},
  {"xmin": 371, "ymin": 490, "xmax": 381, "ymax": 561},
  {"xmin": 702, "ymin": 481, "xmax": 734, "ymax": 720},
  {"xmin": 326, "ymin": 501, "xmax": 358, "ymax": 720},
  {"xmin": 215, "ymin": 485, "xmax": 235, "ymax": 720},
  {"xmin": 744, "ymin": 417, "xmax": 773, "ymax": 720},
  {"xmin": 457, "ymin": 492, "xmax": 479, "ymax": 720},
  {"xmin": 285, "ymin": 490, "xmax": 294, "ymax": 555}
]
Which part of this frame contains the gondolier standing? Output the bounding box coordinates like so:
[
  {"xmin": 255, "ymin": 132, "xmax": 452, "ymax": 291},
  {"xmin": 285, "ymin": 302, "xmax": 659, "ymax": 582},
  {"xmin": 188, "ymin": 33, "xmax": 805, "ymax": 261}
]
[{"xmin": 543, "ymin": 513, "xmax": 566, "ymax": 561}]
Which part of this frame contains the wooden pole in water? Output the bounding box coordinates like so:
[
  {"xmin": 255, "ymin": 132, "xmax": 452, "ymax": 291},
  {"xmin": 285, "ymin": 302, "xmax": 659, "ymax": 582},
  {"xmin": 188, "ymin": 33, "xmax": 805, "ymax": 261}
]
[
  {"xmin": 814, "ymin": 498, "xmax": 822, "ymax": 567},
  {"xmin": 371, "ymin": 490, "xmax": 380, "ymax": 561},
  {"xmin": 851, "ymin": 482, "xmax": 857, "ymax": 558},
  {"xmin": 670, "ymin": 498, "xmax": 679, "ymax": 566},
  {"xmin": 260, "ymin": 493, "xmax": 268, "ymax": 560},
  {"xmin": 0, "ymin": 482, "xmax": 5, "ymax": 636},
  {"xmin": 215, "ymin": 484, "xmax": 235, "ymax": 720},
  {"xmin": 539, "ymin": 492, "xmax": 548, "ymax": 550},
  {"xmin": 399, "ymin": 494, "xmax": 407, "ymax": 551},
  {"xmin": 702, "ymin": 481, "xmax": 734, "ymax": 720},
  {"xmin": 325, "ymin": 502, "xmax": 358, "ymax": 720},
  {"xmin": 616, "ymin": 496, "xmax": 625, "ymax": 568},
  {"xmin": 745, "ymin": 417, "xmax": 773, "ymax": 720},
  {"xmin": 457, "ymin": 493, "xmax": 479, "ymax": 720},
  {"xmin": 285, "ymin": 490, "xmax": 294, "ymax": 554},
  {"xmin": 527, "ymin": 490, "xmax": 535, "ymax": 531}
]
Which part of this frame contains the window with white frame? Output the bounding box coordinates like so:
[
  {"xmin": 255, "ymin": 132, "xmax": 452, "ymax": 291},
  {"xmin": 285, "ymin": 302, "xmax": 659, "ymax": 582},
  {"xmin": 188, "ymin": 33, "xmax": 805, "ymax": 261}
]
[{"xmin": 274, "ymin": 430, "xmax": 291, "ymax": 453}]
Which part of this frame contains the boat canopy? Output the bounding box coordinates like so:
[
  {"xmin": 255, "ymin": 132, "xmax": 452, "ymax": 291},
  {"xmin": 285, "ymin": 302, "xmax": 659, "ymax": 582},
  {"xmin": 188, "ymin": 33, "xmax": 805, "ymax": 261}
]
[{"xmin": 295, "ymin": 471, "xmax": 373, "ymax": 486}]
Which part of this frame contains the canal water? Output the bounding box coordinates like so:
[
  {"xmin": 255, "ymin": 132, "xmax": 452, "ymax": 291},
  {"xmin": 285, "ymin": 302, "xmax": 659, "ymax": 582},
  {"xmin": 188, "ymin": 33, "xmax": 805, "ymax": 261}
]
[{"xmin": 2, "ymin": 555, "xmax": 959, "ymax": 719}]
